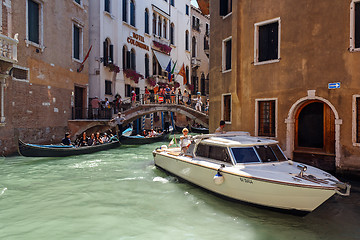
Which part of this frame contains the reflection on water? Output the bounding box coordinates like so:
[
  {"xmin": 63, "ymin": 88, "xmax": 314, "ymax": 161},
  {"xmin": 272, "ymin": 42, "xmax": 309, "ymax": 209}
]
[{"xmin": 0, "ymin": 142, "xmax": 359, "ymax": 240}]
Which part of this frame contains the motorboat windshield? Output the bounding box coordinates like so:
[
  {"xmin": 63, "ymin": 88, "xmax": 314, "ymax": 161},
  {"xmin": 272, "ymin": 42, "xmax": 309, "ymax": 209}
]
[{"xmin": 231, "ymin": 144, "xmax": 287, "ymax": 164}]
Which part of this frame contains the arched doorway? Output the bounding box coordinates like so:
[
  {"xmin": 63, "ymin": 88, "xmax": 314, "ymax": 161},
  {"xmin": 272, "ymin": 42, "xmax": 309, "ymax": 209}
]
[{"xmin": 293, "ymin": 100, "xmax": 336, "ymax": 171}]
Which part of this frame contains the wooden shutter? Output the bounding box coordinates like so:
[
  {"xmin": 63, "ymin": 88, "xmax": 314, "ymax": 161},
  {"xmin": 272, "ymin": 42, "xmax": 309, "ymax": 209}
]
[{"xmin": 109, "ymin": 44, "xmax": 114, "ymax": 64}]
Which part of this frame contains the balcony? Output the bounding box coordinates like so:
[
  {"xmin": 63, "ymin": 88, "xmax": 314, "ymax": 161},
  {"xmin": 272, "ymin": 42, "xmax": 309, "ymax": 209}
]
[
  {"xmin": 0, "ymin": 33, "xmax": 18, "ymax": 63},
  {"xmin": 191, "ymin": 57, "xmax": 201, "ymax": 68}
]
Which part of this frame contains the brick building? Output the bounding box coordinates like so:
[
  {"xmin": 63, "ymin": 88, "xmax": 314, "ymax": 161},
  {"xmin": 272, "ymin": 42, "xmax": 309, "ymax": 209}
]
[{"xmin": 0, "ymin": 0, "xmax": 89, "ymax": 155}]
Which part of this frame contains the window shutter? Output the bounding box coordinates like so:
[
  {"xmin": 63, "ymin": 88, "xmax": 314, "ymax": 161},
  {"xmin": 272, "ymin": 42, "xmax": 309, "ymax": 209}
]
[
  {"xmin": 109, "ymin": 44, "xmax": 114, "ymax": 64},
  {"xmin": 103, "ymin": 41, "xmax": 108, "ymax": 66}
]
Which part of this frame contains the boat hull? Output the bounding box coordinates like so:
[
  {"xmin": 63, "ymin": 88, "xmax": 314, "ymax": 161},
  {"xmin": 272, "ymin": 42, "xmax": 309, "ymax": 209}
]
[
  {"xmin": 18, "ymin": 139, "xmax": 120, "ymax": 157},
  {"xmin": 154, "ymin": 152, "xmax": 336, "ymax": 212},
  {"xmin": 190, "ymin": 126, "xmax": 209, "ymax": 134},
  {"xmin": 119, "ymin": 133, "xmax": 169, "ymax": 145}
]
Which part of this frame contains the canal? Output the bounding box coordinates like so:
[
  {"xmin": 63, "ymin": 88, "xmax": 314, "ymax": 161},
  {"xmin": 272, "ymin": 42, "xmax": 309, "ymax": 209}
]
[{"xmin": 0, "ymin": 141, "xmax": 359, "ymax": 240}]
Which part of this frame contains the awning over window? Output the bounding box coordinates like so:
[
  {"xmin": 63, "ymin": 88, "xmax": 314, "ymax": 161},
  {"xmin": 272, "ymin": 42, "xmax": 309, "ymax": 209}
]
[{"xmin": 153, "ymin": 50, "xmax": 171, "ymax": 70}]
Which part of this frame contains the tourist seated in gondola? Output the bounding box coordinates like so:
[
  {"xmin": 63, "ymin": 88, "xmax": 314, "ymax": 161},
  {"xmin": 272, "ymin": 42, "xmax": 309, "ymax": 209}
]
[
  {"xmin": 78, "ymin": 132, "xmax": 89, "ymax": 147},
  {"xmin": 142, "ymin": 129, "xmax": 148, "ymax": 137},
  {"xmin": 95, "ymin": 132, "xmax": 103, "ymax": 145},
  {"xmin": 88, "ymin": 133, "xmax": 95, "ymax": 146},
  {"xmin": 61, "ymin": 132, "xmax": 72, "ymax": 146},
  {"xmin": 102, "ymin": 133, "xmax": 110, "ymax": 143},
  {"xmin": 149, "ymin": 129, "xmax": 156, "ymax": 137}
]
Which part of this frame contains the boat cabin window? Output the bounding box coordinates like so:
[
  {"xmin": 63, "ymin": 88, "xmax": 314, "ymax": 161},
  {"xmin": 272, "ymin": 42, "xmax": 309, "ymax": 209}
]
[
  {"xmin": 254, "ymin": 144, "xmax": 287, "ymax": 162},
  {"xmin": 196, "ymin": 143, "xmax": 232, "ymax": 164},
  {"xmin": 230, "ymin": 147, "xmax": 261, "ymax": 164}
]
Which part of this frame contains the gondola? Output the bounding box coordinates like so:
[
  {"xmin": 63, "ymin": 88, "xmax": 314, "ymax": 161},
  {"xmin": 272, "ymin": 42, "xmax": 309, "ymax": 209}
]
[
  {"xmin": 190, "ymin": 126, "xmax": 209, "ymax": 134},
  {"xmin": 175, "ymin": 125, "xmax": 187, "ymax": 133},
  {"xmin": 119, "ymin": 133, "xmax": 170, "ymax": 145},
  {"xmin": 18, "ymin": 139, "xmax": 120, "ymax": 157}
]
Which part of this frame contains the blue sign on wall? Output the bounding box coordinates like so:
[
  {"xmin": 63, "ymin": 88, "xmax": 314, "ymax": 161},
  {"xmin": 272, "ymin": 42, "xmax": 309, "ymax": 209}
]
[{"xmin": 328, "ymin": 82, "xmax": 340, "ymax": 89}]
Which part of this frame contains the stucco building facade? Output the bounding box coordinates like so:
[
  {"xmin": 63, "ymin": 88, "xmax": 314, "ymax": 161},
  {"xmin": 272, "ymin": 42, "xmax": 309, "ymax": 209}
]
[
  {"xmin": 0, "ymin": 0, "xmax": 89, "ymax": 155},
  {"xmin": 209, "ymin": 0, "xmax": 360, "ymax": 173},
  {"xmin": 88, "ymin": 0, "xmax": 191, "ymax": 103}
]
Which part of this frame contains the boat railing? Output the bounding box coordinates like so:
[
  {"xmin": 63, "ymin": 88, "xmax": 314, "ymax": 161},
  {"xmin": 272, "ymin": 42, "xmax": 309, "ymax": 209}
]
[{"xmin": 192, "ymin": 131, "xmax": 250, "ymax": 140}]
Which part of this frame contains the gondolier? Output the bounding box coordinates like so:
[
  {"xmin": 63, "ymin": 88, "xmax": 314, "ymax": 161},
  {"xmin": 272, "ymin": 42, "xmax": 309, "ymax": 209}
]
[{"xmin": 111, "ymin": 112, "xmax": 125, "ymax": 136}]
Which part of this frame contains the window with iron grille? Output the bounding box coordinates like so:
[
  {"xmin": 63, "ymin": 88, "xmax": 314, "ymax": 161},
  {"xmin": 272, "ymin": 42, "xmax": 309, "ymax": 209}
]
[
  {"xmin": 258, "ymin": 100, "xmax": 276, "ymax": 137},
  {"xmin": 105, "ymin": 80, "xmax": 112, "ymax": 95}
]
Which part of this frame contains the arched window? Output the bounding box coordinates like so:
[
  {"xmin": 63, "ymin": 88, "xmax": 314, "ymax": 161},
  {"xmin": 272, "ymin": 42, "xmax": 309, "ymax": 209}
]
[
  {"xmin": 103, "ymin": 38, "xmax": 113, "ymax": 66},
  {"xmin": 152, "ymin": 54, "xmax": 157, "ymax": 75},
  {"xmin": 145, "ymin": 9, "xmax": 149, "ymax": 34},
  {"xmin": 158, "ymin": 17, "xmax": 162, "ymax": 37},
  {"xmin": 185, "ymin": 30, "xmax": 189, "ymax": 51},
  {"xmin": 105, "ymin": 0, "xmax": 110, "ymax": 13},
  {"xmin": 145, "ymin": 54, "xmax": 149, "ymax": 78},
  {"xmin": 163, "ymin": 20, "xmax": 167, "ymax": 39},
  {"xmin": 185, "ymin": 66, "xmax": 189, "ymax": 85},
  {"xmin": 152, "ymin": 13, "xmax": 156, "ymax": 35},
  {"xmin": 130, "ymin": 0, "xmax": 135, "ymax": 27},
  {"xmin": 170, "ymin": 23, "xmax": 175, "ymax": 45},
  {"xmin": 122, "ymin": 45, "xmax": 128, "ymax": 70},
  {"xmin": 192, "ymin": 36, "xmax": 196, "ymax": 57},
  {"xmin": 130, "ymin": 48, "xmax": 136, "ymax": 70},
  {"xmin": 122, "ymin": 0, "xmax": 127, "ymax": 22}
]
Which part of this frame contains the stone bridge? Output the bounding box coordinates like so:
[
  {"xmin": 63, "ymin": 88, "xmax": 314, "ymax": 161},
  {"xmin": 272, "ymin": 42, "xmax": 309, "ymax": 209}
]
[{"xmin": 68, "ymin": 104, "xmax": 209, "ymax": 138}]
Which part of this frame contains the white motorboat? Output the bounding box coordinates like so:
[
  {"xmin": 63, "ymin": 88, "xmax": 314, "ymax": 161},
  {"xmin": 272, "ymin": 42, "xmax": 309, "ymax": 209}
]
[{"xmin": 152, "ymin": 133, "xmax": 350, "ymax": 214}]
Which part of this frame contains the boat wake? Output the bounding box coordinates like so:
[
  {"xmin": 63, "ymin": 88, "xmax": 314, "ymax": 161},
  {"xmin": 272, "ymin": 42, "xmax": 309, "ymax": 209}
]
[
  {"xmin": 117, "ymin": 176, "xmax": 145, "ymax": 181},
  {"xmin": 153, "ymin": 176, "xmax": 169, "ymax": 183},
  {"xmin": 0, "ymin": 187, "xmax": 7, "ymax": 197}
]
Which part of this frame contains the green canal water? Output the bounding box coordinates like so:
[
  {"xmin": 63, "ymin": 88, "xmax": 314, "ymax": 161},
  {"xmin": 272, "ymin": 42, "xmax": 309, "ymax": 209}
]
[{"xmin": 0, "ymin": 141, "xmax": 359, "ymax": 240}]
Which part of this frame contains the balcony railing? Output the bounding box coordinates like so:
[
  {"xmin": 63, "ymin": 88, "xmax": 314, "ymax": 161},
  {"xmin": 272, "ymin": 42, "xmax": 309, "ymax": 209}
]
[{"xmin": 0, "ymin": 33, "xmax": 18, "ymax": 63}]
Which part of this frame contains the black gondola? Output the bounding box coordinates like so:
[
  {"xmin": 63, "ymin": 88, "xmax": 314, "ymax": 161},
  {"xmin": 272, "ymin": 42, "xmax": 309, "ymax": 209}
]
[
  {"xmin": 18, "ymin": 139, "xmax": 120, "ymax": 157},
  {"xmin": 175, "ymin": 125, "xmax": 187, "ymax": 133},
  {"xmin": 190, "ymin": 126, "xmax": 209, "ymax": 134},
  {"xmin": 119, "ymin": 133, "xmax": 169, "ymax": 145}
]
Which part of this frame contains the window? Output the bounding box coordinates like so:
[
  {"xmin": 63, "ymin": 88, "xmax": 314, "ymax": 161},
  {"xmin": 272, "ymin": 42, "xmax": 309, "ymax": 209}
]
[
  {"xmin": 355, "ymin": 96, "xmax": 360, "ymax": 143},
  {"xmin": 145, "ymin": 9, "xmax": 149, "ymax": 34},
  {"xmin": 12, "ymin": 67, "xmax": 29, "ymax": 80},
  {"xmin": 222, "ymin": 37, "xmax": 232, "ymax": 71},
  {"xmin": 204, "ymin": 36, "xmax": 209, "ymax": 50},
  {"xmin": 105, "ymin": 0, "xmax": 110, "ymax": 13},
  {"xmin": 125, "ymin": 84, "xmax": 131, "ymax": 97},
  {"xmin": 74, "ymin": 0, "xmax": 81, "ymax": 5},
  {"xmin": 153, "ymin": 13, "xmax": 156, "ymax": 35},
  {"xmin": 192, "ymin": 37, "xmax": 196, "ymax": 57},
  {"xmin": 73, "ymin": 24, "xmax": 82, "ymax": 61},
  {"xmin": 351, "ymin": 1, "xmax": 360, "ymax": 50},
  {"xmin": 122, "ymin": 0, "xmax": 127, "ymax": 22},
  {"xmin": 105, "ymin": 80, "xmax": 112, "ymax": 95},
  {"xmin": 170, "ymin": 0, "xmax": 175, "ymax": 7},
  {"xmin": 27, "ymin": 0, "xmax": 42, "ymax": 45},
  {"xmin": 254, "ymin": 18, "xmax": 281, "ymax": 64},
  {"xmin": 231, "ymin": 148, "xmax": 261, "ymax": 164},
  {"xmin": 222, "ymin": 94, "xmax": 231, "ymax": 123},
  {"xmin": 130, "ymin": 0, "xmax": 135, "ymax": 27},
  {"xmin": 196, "ymin": 144, "xmax": 232, "ymax": 164},
  {"xmin": 192, "ymin": 17, "xmax": 200, "ymax": 31},
  {"xmin": 185, "ymin": 66, "xmax": 189, "ymax": 84},
  {"xmin": 205, "ymin": 23, "xmax": 209, "ymax": 36},
  {"xmin": 254, "ymin": 145, "xmax": 286, "ymax": 162},
  {"xmin": 158, "ymin": 17, "xmax": 162, "ymax": 37},
  {"xmin": 170, "ymin": 23, "xmax": 175, "ymax": 45},
  {"xmin": 219, "ymin": 0, "xmax": 232, "ymax": 17},
  {"xmin": 145, "ymin": 54, "xmax": 149, "ymax": 78},
  {"xmin": 122, "ymin": 45, "xmax": 128, "ymax": 70},
  {"xmin": 185, "ymin": 30, "xmax": 189, "ymax": 51},
  {"xmin": 257, "ymin": 100, "xmax": 276, "ymax": 137},
  {"xmin": 130, "ymin": 48, "xmax": 136, "ymax": 70},
  {"xmin": 103, "ymin": 38, "xmax": 113, "ymax": 66},
  {"xmin": 163, "ymin": 20, "xmax": 167, "ymax": 39},
  {"xmin": 185, "ymin": 4, "xmax": 189, "ymax": 15},
  {"xmin": 152, "ymin": 54, "xmax": 157, "ymax": 75}
]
